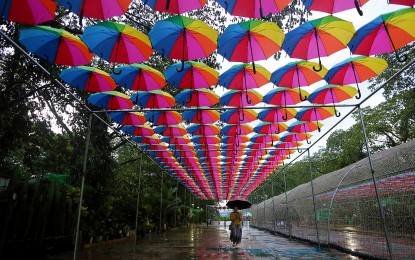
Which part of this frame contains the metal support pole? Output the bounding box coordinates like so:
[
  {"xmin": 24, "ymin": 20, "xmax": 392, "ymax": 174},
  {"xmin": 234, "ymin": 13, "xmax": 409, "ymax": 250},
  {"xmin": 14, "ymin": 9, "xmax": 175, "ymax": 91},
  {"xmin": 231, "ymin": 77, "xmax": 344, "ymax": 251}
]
[
  {"xmin": 134, "ymin": 154, "xmax": 143, "ymax": 253},
  {"xmin": 206, "ymin": 205, "xmax": 208, "ymax": 226},
  {"xmin": 263, "ymin": 187, "xmax": 266, "ymax": 229},
  {"xmin": 256, "ymin": 193, "xmax": 259, "ymax": 228},
  {"xmin": 183, "ymin": 188, "xmax": 186, "ymax": 225},
  {"xmin": 174, "ymin": 181, "xmax": 178, "ymax": 228},
  {"xmin": 358, "ymin": 106, "xmax": 393, "ymax": 260},
  {"xmin": 308, "ymin": 148, "xmax": 321, "ymax": 251},
  {"xmin": 159, "ymin": 171, "xmax": 164, "ymax": 234},
  {"xmin": 73, "ymin": 114, "xmax": 92, "ymax": 260},
  {"xmin": 283, "ymin": 172, "xmax": 292, "ymax": 240},
  {"xmin": 271, "ymin": 178, "xmax": 276, "ymax": 233}
]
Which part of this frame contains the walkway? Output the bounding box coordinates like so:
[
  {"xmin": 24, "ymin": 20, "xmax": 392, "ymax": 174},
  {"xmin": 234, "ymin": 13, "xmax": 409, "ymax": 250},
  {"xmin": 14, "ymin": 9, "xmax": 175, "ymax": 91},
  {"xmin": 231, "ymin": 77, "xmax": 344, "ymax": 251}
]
[{"xmin": 42, "ymin": 222, "xmax": 358, "ymax": 259}]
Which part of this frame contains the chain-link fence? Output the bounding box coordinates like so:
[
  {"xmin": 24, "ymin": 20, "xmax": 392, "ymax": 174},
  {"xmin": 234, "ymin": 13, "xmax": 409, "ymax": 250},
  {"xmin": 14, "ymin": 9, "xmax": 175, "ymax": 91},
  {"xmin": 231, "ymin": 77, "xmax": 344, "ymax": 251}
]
[{"xmin": 251, "ymin": 139, "xmax": 415, "ymax": 260}]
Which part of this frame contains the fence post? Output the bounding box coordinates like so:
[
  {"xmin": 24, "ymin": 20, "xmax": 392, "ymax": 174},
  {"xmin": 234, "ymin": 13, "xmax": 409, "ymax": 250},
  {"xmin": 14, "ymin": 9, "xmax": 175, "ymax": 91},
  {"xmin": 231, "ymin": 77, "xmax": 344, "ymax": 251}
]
[
  {"xmin": 134, "ymin": 154, "xmax": 143, "ymax": 253},
  {"xmin": 308, "ymin": 148, "xmax": 321, "ymax": 251},
  {"xmin": 358, "ymin": 106, "xmax": 393, "ymax": 260},
  {"xmin": 271, "ymin": 178, "xmax": 276, "ymax": 233},
  {"xmin": 263, "ymin": 186, "xmax": 266, "ymax": 229},
  {"xmin": 174, "ymin": 181, "xmax": 178, "ymax": 228},
  {"xmin": 159, "ymin": 171, "xmax": 164, "ymax": 233},
  {"xmin": 283, "ymin": 172, "xmax": 292, "ymax": 240}
]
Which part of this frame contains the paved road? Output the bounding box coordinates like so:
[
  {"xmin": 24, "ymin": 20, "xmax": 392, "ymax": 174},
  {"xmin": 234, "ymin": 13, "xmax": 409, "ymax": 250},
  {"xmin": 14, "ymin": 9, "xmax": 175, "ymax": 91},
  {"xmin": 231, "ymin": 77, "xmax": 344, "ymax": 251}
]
[{"xmin": 42, "ymin": 222, "xmax": 359, "ymax": 259}]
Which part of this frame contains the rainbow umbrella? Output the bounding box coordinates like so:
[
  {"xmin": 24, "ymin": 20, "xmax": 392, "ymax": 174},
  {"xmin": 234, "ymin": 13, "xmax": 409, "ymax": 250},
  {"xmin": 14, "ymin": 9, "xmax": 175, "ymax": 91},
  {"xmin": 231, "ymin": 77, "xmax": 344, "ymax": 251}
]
[
  {"xmin": 192, "ymin": 136, "xmax": 221, "ymax": 145},
  {"xmin": 218, "ymin": 20, "xmax": 284, "ymax": 73},
  {"xmin": 141, "ymin": 0, "xmax": 207, "ymax": 14},
  {"xmin": 108, "ymin": 111, "xmax": 146, "ymax": 126},
  {"xmin": 1, "ymin": 0, "xmax": 56, "ymax": 25},
  {"xmin": 149, "ymin": 15, "xmax": 218, "ymax": 71},
  {"xmin": 111, "ymin": 64, "xmax": 166, "ymax": 91},
  {"xmin": 182, "ymin": 108, "xmax": 220, "ymax": 124},
  {"xmin": 146, "ymin": 110, "xmax": 183, "ymax": 125},
  {"xmin": 162, "ymin": 136, "xmax": 191, "ymax": 145},
  {"xmin": 154, "ymin": 125, "xmax": 188, "ymax": 137},
  {"xmin": 263, "ymin": 88, "xmax": 309, "ymax": 119},
  {"xmin": 324, "ymin": 56, "xmax": 388, "ymax": 99},
  {"xmin": 388, "ymin": 0, "xmax": 414, "ymax": 7},
  {"xmin": 348, "ymin": 8, "xmax": 415, "ymax": 63},
  {"xmin": 280, "ymin": 133, "xmax": 312, "ymax": 144},
  {"xmin": 132, "ymin": 135, "xmax": 162, "ymax": 145},
  {"xmin": 60, "ymin": 66, "xmax": 116, "ymax": 92},
  {"xmin": 131, "ymin": 90, "xmax": 176, "ymax": 108},
  {"xmin": 300, "ymin": 0, "xmax": 369, "ymax": 16},
  {"xmin": 308, "ymin": 85, "xmax": 358, "ymax": 117},
  {"xmin": 222, "ymin": 135, "xmax": 250, "ymax": 146},
  {"xmin": 82, "ymin": 21, "xmax": 153, "ymax": 64},
  {"xmin": 55, "ymin": 0, "xmax": 132, "ymax": 21},
  {"xmin": 288, "ymin": 121, "xmax": 322, "ymax": 143},
  {"xmin": 254, "ymin": 122, "xmax": 288, "ymax": 135},
  {"xmin": 258, "ymin": 107, "xmax": 297, "ymax": 123},
  {"xmin": 295, "ymin": 107, "xmax": 335, "ymax": 131},
  {"xmin": 221, "ymin": 124, "xmax": 253, "ymax": 136},
  {"xmin": 271, "ymin": 60, "xmax": 327, "ymax": 101},
  {"xmin": 175, "ymin": 88, "xmax": 219, "ymax": 107},
  {"xmin": 220, "ymin": 108, "xmax": 258, "ymax": 124},
  {"xmin": 187, "ymin": 124, "xmax": 220, "ymax": 136},
  {"xmin": 121, "ymin": 125, "xmax": 155, "ymax": 137},
  {"xmin": 19, "ymin": 26, "xmax": 92, "ymax": 66},
  {"xmin": 251, "ymin": 133, "xmax": 279, "ymax": 144},
  {"xmin": 220, "ymin": 89, "xmax": 262, "ymax": 107},
  {"xmin": 282, "ymin": 15, "xmax": 355, "ymax": 72},
  {"xmin": 87, "ymin": 91, "xmax": 133, "ymax": 110},
  {"xmin": 215, "ymin": 0, "xmax": 291, "ymax": 19},
  {"xmin": 164, "ymin": 61, "xmax": 218, "ymax": 89}
]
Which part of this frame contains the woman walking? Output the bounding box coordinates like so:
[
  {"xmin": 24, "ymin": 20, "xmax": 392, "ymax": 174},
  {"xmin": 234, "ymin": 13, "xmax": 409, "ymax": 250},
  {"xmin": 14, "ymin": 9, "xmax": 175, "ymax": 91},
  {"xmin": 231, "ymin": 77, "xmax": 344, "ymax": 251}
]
[{"xmin": 229, "ymin": 207, "xmax": 243, "ymax": 247}]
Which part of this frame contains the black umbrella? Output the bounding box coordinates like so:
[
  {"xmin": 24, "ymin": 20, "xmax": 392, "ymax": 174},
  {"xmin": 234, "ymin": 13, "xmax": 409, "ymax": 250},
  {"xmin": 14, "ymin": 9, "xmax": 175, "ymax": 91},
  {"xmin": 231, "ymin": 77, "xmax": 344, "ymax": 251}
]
[{"xmin": 226, "ymin": 198, "xmax": 252, "ymax": 210}]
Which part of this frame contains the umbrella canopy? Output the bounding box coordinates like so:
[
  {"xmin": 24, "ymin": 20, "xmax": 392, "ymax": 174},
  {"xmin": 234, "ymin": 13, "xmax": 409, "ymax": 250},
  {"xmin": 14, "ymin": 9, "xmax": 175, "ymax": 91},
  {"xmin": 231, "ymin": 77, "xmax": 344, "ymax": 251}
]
[
  {"xmin": 348, "ymin": 8, "xmax": 415, "ymax": 63},
  {"xmin": 149, "ymin": 15, "xmax": 218, "ymax": 70},
  {"xmin": 254, "ymin": 122, "xmax": 288, "ymax": 135},
  {"xmin": 164, "ymin": 61, "xmax": 218, "ymax": 89},
  {"xmin": 87, "ymin": 91, "xmax": 134, "ymax": 110},
  {"xmin": 55, "ymin": 0, "xmax": 132, "ymax": 20},
  {"xmin": 108, "ymin": 111, "xmax": 146, "ymax": 126},
  {"xmin": 218, "ymin": 20, "xmax": 284, "ymax": 73},
  {"xmin": 60, "ymin": 66, "xmax": 117, "ymax": 92},
  {"xmin": 263, "ymin": 88, "xmax": 309, "ymax": 119},
  {"xmin": 271, "ymin": 60, "xmax": 327, "ymax": 101},
  {"xmin": 324, "ymin": 56, "xmax": 388, "ymax": 99},
  {"xmin": 215, "ymin": 0, "xmax": 291, "ymax": 19},
  {"xmin": 282, "ymin": 15, "xmax": 355, "ymax": 72},
  {"xmin": 19, "ymin": 26, "xmax": 93, "ymax": 66},
  {"xmin": 388, "ymin": 0, "xmax": 414, "ymax": 7},
  {"xmin": 288, "ymin": 121, "xmax": 323, "ymax": 143},
  {"xmin": 295, "ymin": 107, "xmax": 335, "ymax": 130},
  {"xmin": 308, "ymin": 85, "xmax": 358, "ymax": 117},
  {"xmin": 1, "ymin": 0, "xmax": 57, "ymax": 25},
  {"xmin": 220, "ymin": 89, "xmax": 263, "ymax": 107},
  {"xmin": 146, "ymin": 110, "xmax": 183, "ymax": 125},
  {"xmin": 226, "ymin": 197, "xmax": 252, "ymax": 209},
  {"xmin": 112, "ymin": 64, "xmax": 166, "ymax": 91},
  {"xmin": 220, "ymin": 108, "xmax": 258, "ymax": 124},
  {"xmin": 221, "ymin": 124, "xmax": 253, "ymax": 136},
  {"xmin": 187, "ymin": 124, "xmax": 220, "ymax": 136},
  {"xmin": 154, "ymin": 125, "xmax": 188, "ymax": 137},
  {"xmin": 300, "ymin": 0, "xmax": 370, "ymax": 16},
  {"xmin": 141, "ymin": 0, "xmax": 207, "ymax": 14},
  {"xmin": 258, "ymin": 107, "xmax": 297, "ymax": 122},
  {"xmin": 131, "ymin": 90, "xmax": 176, "ymax": 108},
  {"xmin": 175, "ymin": 88, "xmax": 219, "ymax": 107},
  {"xmin": 121, "ymin": 125, "xmax": 155, "ymax": 137},
  {"xmin": 82, "ymin": 21, "xmax": 153, "ymax": 64},
  {"xmin": 182, "ymin": 109, "xmax": 220, "ymax": 124}
]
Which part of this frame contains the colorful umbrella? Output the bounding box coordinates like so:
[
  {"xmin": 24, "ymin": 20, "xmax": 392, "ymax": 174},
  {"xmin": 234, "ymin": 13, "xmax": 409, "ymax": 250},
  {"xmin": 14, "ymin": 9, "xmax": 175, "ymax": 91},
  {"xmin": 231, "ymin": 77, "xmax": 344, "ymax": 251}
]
[
  {"xmin": 108, "ymin": 111, "xmax": 146, "ymax": 126},
  {"xmin": 271, "ymin": 60, "xmax": 327, "ymax": 101},
  {"xmin": 130, "ymin": 90, "xmax": 176, "ymax": 108},
  {"xmin": 288, "ymin": 121, "xmax": 322, "ymax": 143},
  {"xmin": 221, "ymin": 124, "xmax": 253, "ymax": 136},
  {"xmin": 87, "ymin": 91, "xmax": 134, "ymax": 110},
  {"xmin": 280, "ymin": 132, "xmax": 312, "ymax": 143},
  {"xmin": 192, "ymin": 136, "xmax": 221, "ymax": 145},
  {"xmin": 146, "ymin": 110, "xmax": 183, "ymax": 125},
  {"xmin": 250, "ymin": 134, "xmax": 279, "ymax": 144},
  {"xmin": 55, "ymin": 0, "xmax": 132, "ymax": 21},
  {"xmin": 257, "ymin": 107, "xmax": 297, "ymax": 122},
  {"xmin": 282, "ymin": 15, "xmax": 355, "ymax": 71},
  {"xmin": 149, "ymin": 15, "xmax": 218, "ymax": 71},
  {"xmin": 111, "ymin": 64, "xmax": 166, "ymax": 91},
  {"xmin": 132, "ymin": 135, "xmax": 162, "ymax": 145},
  {"xmin": 1, "ymin": 0, "xmax": 56, "ymax": 25},
  {"xmin": 263, "ymin": 87, "xmax": 309, "ymax": 119},
  {"xmin": 220, "ymin": 89, "xmax": 262, "ymax": 107},
  {"xmin": 220, "ymin": 108, "xmax": 258, "ymax": 124},
  {"xmin": 121, "ymin": 125, "xmax": 155, "ymax": 137},
  {"xmin": 295, "ymin": 107, "xmax": 335, "ymax": 131},
  {"xmin": 141, "ymin": 0, "xmax": 207, "ymax": 14},
  {"xmin": 388, "ymin": 0, "xmax": 414, "ymax": 7},
  {"xmin": 175, "ymin": 88, "xmax": 219, "ymax": 107},
  {"xmin": 182, "ymin": 109, "xmax": 220, "ymax": 124},
  {"xmin": 60, "ymin": 66, "xmax": 116, "ymax": 92},
  {"xmin": 254, "ymin": 122, "xmax": 288, "ymax": 135},
  {"xmin": 218, "ymin": 20, "xmax": 284, "ymax": 73},
  {"xmin": 19, "ymin": 26, "xmax": 93, "ymax": 66},
  {"xmin": 164, "ymin": 61, "xmax": 218, "ymax": 89},
  {"xmin": 348, "ymin": 8, "xmax": 415, "ymax": 63},
  {"xmin": 215, "ymin": 0, "xmax": 291, "ymax": 19},
  {"xmin": 82, "ymin": 21, "xmax": 153, "ymax": 65},
  {"xmin": 154, "ymin": 125, "xmax": 188, "ymax": 136},
  {"xmin": 308, "ymin": 85, "xmax": 358, "ymax": 117},
  {"xmin": 300, "ymin": 0, "xmax": 369, "ymax": 16},
  {"xmin": 187, "ymin": 124, "xmax": 220, "ymax": 136}
]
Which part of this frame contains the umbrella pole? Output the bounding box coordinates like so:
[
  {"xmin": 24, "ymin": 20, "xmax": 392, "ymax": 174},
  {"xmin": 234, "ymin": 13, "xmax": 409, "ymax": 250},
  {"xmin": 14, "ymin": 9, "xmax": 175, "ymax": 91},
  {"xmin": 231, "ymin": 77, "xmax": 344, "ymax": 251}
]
[
  {"xmin": 312, "ymin": 29, "xmax": 323, "ymax": 72},
  {"xmin": 283, "ymin": 172, "xmax": 292, "ymax": 240},
  {"xmin": 383, "ymin": 22, "xmax": 408, "ymax": 63},
  {"xmin": 73, "ymin": 113, "xmax": 92, "ymax": 260},
  {"xmin": 351, "ymin": 62, "xmax": 362, "ymax": 99},
  {"xmin": 357, "ymin": 106, "xmax": 393, "ymax": 260},
  {"xmin": 296, "ymin": 66, "xmax": 307, "ymax": 101},
  {"xmin": 313, "ymin": 108, "xmax": 321, "ymax": 132},
  {"xmin": 307, "ymin": 148, "xmax": 321, "ymax": 251},
  {"xmin": 134, "ymin": 154, "xmax": 143, "ymax": 253},
  {"xmin": 263, "ymin": 187, "xmax": 266, "ymax": 229},
  {"xmin": 248, "ymin": 33, "xmax": 257, "ymax": 74}
]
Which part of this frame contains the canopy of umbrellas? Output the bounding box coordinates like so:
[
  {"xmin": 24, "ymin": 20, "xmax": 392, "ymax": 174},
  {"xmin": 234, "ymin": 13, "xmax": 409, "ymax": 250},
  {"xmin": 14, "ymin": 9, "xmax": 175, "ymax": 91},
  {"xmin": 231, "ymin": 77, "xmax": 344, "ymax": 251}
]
[{"xmin": 4, "ymin": 0, "xmax": 415, "ymax": 200}]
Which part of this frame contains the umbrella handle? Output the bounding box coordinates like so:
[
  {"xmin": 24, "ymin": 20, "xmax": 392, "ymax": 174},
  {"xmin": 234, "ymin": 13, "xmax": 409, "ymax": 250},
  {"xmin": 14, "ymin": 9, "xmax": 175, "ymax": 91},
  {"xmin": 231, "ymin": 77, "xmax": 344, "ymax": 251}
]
[
  {"xmin": 313, "ymin": 29, "xmax": 323, "ymax": 72},
  {"xmin": 313, "ymin": 58, "xmax": 322, "ymax": 72},
  {"xmin": 306, "ymin": 133, "xmax": 311, "ymax": 144},
  {"xmin": 395, "ymin": 52, "xmax": 408, "ymax": 63},
  {"xmin": 176, "ymin": 60, "xmax": 185, "ymax": 72},
  {"xmin": 299, "ymin": 87, "xmax": 308, "ymax": 101},
  {"xmin": 260, "ymin": 6, "xmax": 272, "ymax": 20},
  {"xmin": 196, "ymin": 110, "xmax": 202, "ymax": 122},
  {"xmin": 354, "ymin": 0, "xmax": 364, "ymax": 16},
  {"xmin": 112, "ymin": 64, "xmax": 122, "ymax": 75},
  {"xmin": 165, "ymin": 0, "xmax": 171, "ymax": 10},
  {"xmin": 334, "ymin": 106, "xmax": 341, "ymax": 117},
  {"xmin": 239, "ymin": 109, "xmax": 245, "ymax": 121},
  {"xmin": 186, "ymin": 92, "xmax": 193, "ymax": 104},
  {"xmin": 355, "ymin": 85, "xmax": 362, "ymax": 100}
]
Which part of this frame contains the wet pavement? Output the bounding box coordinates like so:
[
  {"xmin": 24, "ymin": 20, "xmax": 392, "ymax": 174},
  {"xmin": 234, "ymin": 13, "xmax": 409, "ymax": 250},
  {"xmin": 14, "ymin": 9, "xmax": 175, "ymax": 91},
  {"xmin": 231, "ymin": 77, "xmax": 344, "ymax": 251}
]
[{"xmin": 43, "ymin": 222, "xmax": 359, "ymax": 259}]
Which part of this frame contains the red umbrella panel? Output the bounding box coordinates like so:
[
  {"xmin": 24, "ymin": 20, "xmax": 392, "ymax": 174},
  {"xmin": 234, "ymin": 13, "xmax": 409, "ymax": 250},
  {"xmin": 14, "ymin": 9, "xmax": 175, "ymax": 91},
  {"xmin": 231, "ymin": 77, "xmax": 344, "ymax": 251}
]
[
  {"xmin": 1, "ymin": 0, "xmax": 57, "ymax": 25},
  {"xmin": 175, "ymin": 88, "xmax": 219, "ymax": 107},
  {"xmin": 187, "ymin": 124, "xmax": 220, "ymax": 136},
  {"xmin": 257, "ymin": 107, "xmax": 297, "ymax": 123},
  {"xmin": 220, "ymin": 108, "xmax": 258, "ymax": 124},
  {"xmin": 87, "ymin": 91, "xmax": 133, "ymax": 110},
  {"xmin": 300, "ymin": 0, "xmax": 370, "ymax": 16},
  {"xmin": 253, "ymin": 122, "xmax": 288, "ymax": 135},
  {"xmin": 182, "ymin": 109, "xmax": 220, "ymax": 124},
  {"xmin": 141, "ymin": 0, "xmax": 208, "ymax": 14},
  {"xmin": 263, "ymin": 87, "xmax": 309, "ymax": 120},
  {"xmin": 60, "ymin": 66, "xmax": 117, "ymax": 92},
  {"xmin": 108, "ymin": 111, "xmax": 146, "ymax": 126},
  {"xmin": 164, "ymin": 61, "xmax": 218, "ymax": 89},
  {"xmin": 295, "ymin": 107, "xmax": 335, "ymax": 131},
  {"xmin": 220, "ymin": 89, "xmax": 263, "ymax": 107},
  {"xmin": 130, "ymin": 90, "xmax": 176, "ymax": 108},
  {"xmin": 112, "ymin": 64, "xmax": 167, "ymax": 91},
  {"xmin": 145, "ymin": 110, "xmax": 183, "ymax": 126}
]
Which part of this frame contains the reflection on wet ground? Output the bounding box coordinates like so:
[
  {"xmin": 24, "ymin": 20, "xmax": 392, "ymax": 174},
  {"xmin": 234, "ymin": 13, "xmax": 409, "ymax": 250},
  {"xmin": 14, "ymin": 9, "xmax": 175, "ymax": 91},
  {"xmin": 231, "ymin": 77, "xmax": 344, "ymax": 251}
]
[{"xmin": 43, "ymin": 222, "xmax": 359, "ymax": 259}]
